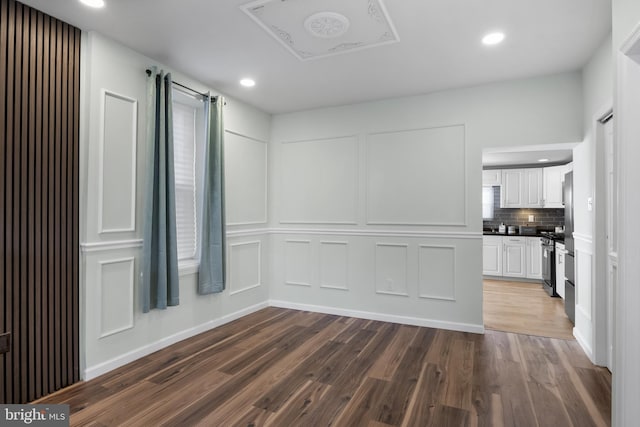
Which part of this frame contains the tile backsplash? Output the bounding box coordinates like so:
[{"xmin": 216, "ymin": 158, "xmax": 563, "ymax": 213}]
[{"xmin": 483, "ymin": 187, "xmax": 564, "ymax": 230}]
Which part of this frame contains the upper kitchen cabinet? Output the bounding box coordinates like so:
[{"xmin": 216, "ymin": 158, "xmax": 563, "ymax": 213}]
[
  {"xmin": 501, "ymin": 168, "xmax": 543, "ymax": 208},
  {"xmin": 542, "ymin": 164, "xmax": 572, "ymax": 208},
  {"xmin": 482, "ymin": 170, "xmax": 502, "ymax": 186}
]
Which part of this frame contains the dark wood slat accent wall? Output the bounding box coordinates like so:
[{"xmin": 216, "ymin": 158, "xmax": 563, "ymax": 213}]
[{"xmin": 1, "ymin": 0, "xmax": 80, "ymax": 404}]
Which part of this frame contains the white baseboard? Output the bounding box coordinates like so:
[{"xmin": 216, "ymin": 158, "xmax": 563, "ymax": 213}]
[
  {"xmin": 573, "ymin": 326, "xmax": 595, "ymax": 363},
  {"xmin": 269, "ymin": 299, "xmax": 485, "ymax": 334},
  {"xmin": 84, "ymin": 298, "xmax": 485, "ymax": 380},
  {"xmin": 83, "ymin": 301, "xmax": 269, "ymax": 380}
]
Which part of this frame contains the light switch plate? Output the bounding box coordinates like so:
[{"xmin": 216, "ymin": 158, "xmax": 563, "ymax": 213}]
[
  {"xmin": 528, "ymin": 215, "xmax": 535, "ymax": 222},
  {"xmin": 588, "ymin": 197, "xmax": 593, "ymax": 211}
]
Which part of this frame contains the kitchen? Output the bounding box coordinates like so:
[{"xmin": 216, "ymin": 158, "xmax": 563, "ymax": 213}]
[{"xmin": 481, "ymin": 146, "xmax": 575, "ymax": 338}]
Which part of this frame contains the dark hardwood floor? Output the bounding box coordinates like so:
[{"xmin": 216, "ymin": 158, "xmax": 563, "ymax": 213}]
[{"xmin": 37, "ymin": 307, "xmax": 611, "ymax": 426}]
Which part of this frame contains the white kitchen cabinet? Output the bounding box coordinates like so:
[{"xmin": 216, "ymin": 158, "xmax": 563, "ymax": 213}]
[
  {"xmin": 482, "ymin": 236, "xmax": 503, "ymax": 276},
  {"xmin": 501, "ymin": 169, "xmax": 524, "ymax": 207},
  {"xmin": 524, "ymin": 168, "xmax": 544, "ymax": 207},
  {"xmin": 526, "ymin": 237, "xmax": 543, "ymax": 279},
  {"xmin": 503, "ymin": 236, "xmax": 527, "ymax": 278},
  {"xmin": 482, "ymin": 169, "xmax": 502, "ymax": 186},
  {"xmin": 555, "ymin": 242, "xmax": 566, "ymax": 298},
  {"xmin": 543, "ymin": 165, "xmax": 567, "ymax": 208},
  {"xmin": 500, "ymin": 168, "xmax": 543, "ymax": 208}
]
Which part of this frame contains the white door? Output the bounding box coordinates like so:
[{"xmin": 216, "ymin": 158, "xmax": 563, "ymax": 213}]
[
  {"xmin": 503, "ymin": 238, "xmax": 526, "ymax": 278},
  {"xmin": 604, "ymin": 117, "xmax": 616, "ymax": 371}
]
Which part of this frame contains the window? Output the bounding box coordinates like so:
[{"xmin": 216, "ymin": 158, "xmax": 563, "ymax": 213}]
[
  {"xmin": 172, "ymin": 91, "xmax": 205, "ymax": 267},
  {"xmin": 482, "ymin": 186, "xmax": 495, "ymax": 219}
]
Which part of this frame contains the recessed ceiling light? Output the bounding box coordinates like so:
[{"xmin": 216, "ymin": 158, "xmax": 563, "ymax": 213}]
[
  {"xmin": 482, "ymin": 32, "xmax": 505, "ymax": 46},
  {"xmin": 240, "ymin": 78, "xmax": 256, "ymax": 88},
  {"xmin": 538, "ymin": 158, "xmax": 550, "ymax": 162},
  {"xmin": 79, "ymin": 0, "xmax": 105, "ymax": 8}
]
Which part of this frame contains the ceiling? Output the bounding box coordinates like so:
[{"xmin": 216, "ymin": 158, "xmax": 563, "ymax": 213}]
[
  {"xmin": 18, "ymin": 0, "xmax": 611, "ymax": 114},
  {"xmin": 482, "ymin": 144, "xmax": 575, "ymax": 167}
]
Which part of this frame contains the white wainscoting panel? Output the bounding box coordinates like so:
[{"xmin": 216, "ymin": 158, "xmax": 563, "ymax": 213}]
[
  {"xmin": 225, "ymin": 131, "xmax": 268, "ymax": 225},
  {"xmin": 366, "ymin": 125, "xmax": 466, "ymax": 226},
  {"xmin": 99, "ymin": 90, "xmax": 137, "ymax": 234},
  {"xmin": 576, "ymin": 247, "xmax": 593, "ymax": 320},
  {"xmin": 375, "ymin": 243, "xmax": 409, "ymax": 296},
  {"xmin": 98, "ymin": 257, "xmax": 135, "ymax": 338},
  {"xmin": 319, "ymin": 241, "xmax": 349, "ymax": 291},
  {"xmin": 418, "ymin": 245, "xmax": 456, "ymax": 301},
  {"xmin": 285, "ymin": 240, "xmax": 312, "ymax": 287},
  {"xmin": 229, "ymin": 241, "xmax": 262, "ymax": 295},
  {"xmin": 280, "ymin": 136, "xmax": 358, "ymax": 224}
]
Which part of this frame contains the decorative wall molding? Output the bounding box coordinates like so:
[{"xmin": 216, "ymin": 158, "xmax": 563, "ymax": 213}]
[
  {"xmin": 284, "ymin": 239, "xmax": 313, "ymax": 287},
  {"xmin": 375, "ymin": 243, "xmax": 409, "ymax": 296},
  {"xmin": 319, "ymin": 241, "xmax": 349, "ymax": 291},
  {"xmin": 269, "ymin": 227, "xmax": 481, "ymax": 240},
  {"xmin": 226, "ymin": 228, "xmax": 270, "ymax": 238},
  {"xmin": 418, "ymin": 245, "xmax": 456, "ymax": 301},
  {"xmin": 229, "ymin": 241, "xmax": 262, "ymax": 296},
  {"xmin": 279, "ymin": 135, "xmax": 359, "ymax": 225},
  {"xmin": 269, "ymin": 300, "xmax": 484, "ymax": 334},
  {"xmin": 98, "ymin": 89, "xmax": 138, "ymax": 235},
  {"xmin": 573, "ymin": 232, "xmax": 594, "ymax": 246},
  {"xmin": 224, "ymin": 130, "xmax": 268, "ymax": 226},
  {"xmin": 81, "ymin": 239, "xmax": 143, "ymax": 253},
  {"xmin": 365, "ymin": 124, "xmax": 467, "ymax": 227},
  {"xmin": 98, "ymin": 257, "xmax": 135, "ymax": 339}
]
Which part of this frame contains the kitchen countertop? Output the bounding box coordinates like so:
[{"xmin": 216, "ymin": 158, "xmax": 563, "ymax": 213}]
[{"xmin": 483, "ymin": 230, "xmax": 565, "ymax": 241}]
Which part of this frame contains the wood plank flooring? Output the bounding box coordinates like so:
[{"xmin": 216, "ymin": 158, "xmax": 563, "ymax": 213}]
[
  {"xmin": 484, "ymin": 279, "xmax": 575, "ymax": 340},
  {"xmin": 36, "ymin": 307, "xmax": 611, "ymax": 426}
]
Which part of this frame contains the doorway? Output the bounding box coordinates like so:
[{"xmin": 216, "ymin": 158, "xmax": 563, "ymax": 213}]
[{"xmin": 482, "ymin": 145, "xmax": 575, "ymax": 340}]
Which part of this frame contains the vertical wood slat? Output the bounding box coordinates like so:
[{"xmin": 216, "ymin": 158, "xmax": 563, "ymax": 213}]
[
  {"xmin": 1, "ymin": 0, "xmax": 80, "ymax": 404},
  {"xmin": 0, "ymin": 0, "xmax": 8, "ymax": 406},
  {"xmin": 4, "ymin": 0, "xmax": 15, "ymax": 405},
  {"xmin": 13, "ymin": 0, "xmax": 24, "ymax": 404}
]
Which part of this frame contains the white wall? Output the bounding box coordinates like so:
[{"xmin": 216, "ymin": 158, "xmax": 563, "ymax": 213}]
[
  {"xmin": 573, "ymin": 34, "xmax": 613, "ymax": 363},
  {"xmin": 79, "ymin": 32, "xmax": 271, "ymax": 379},
  {"xmin": 269, "ymin": 73, "xmax": 583, "ymax": 332},
  {"xmin": 612, "ymin": 1, "xmax": 640, "ymax": 425}
]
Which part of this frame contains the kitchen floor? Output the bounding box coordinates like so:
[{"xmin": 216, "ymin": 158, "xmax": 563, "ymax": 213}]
[{"xmin": 484, "ymin": 279, "xmax": 575, "ymax": 340}]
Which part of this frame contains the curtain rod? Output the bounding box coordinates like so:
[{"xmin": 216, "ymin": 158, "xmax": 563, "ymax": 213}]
[{"xmin": 145, "ymin": 68, "xmax": 223, "ymax": 104}]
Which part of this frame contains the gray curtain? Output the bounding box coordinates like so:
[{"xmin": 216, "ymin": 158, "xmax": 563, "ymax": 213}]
[
  {"xmin": 198, "ymin": 95, "xmax": 226, "ymax": 294},
  {"xmin": 141, "ymin": 67, "xmax": 180, "ymax": 312}
]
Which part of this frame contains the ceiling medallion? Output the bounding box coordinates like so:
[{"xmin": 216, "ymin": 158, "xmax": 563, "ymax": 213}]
[{"xmin": 304, "ymin": 12, "xmax": 350, "ymax": 39}]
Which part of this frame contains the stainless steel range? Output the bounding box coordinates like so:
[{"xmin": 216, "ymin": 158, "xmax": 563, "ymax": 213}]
[{"xmin": 540, "ymin": 232, "xmax": 563, "ymax": 297}]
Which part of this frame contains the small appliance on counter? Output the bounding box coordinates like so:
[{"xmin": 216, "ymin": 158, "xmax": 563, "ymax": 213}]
[
  {"xmin": 519, "ymin": 225, "xmax": 537, "ymax": 235},
  {"xmin": 507, "ymin": 225, "xmax": 517, "ymax": 234},
  {"xmin": 498, "ymin": 223, "xmax": 506, "ymax": 234}
]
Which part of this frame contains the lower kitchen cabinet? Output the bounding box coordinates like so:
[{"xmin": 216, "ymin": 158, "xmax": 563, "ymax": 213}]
[
  {"xmin": 526, "ymin": 237, "xmax": 543, "ymax": 279},
  {"xmin": 503, "ymin": 236, "xmax": 527, "ymax": 278},
  {"xmin": 483, "ymin": 235, "xmax": 543, "ymax": 279},
  {"xmin": 482, "ymin": 236, "xmax": 503, "ymax": 275}
]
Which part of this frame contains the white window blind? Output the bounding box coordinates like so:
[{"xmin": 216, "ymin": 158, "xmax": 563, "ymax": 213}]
[
  {"xmin": 482, "ymin": 186, "xmax": 495, "ymax": 219},
  {"xmin": 172, "ymin": 101, "xmax": 198, "ymax": 260}
]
